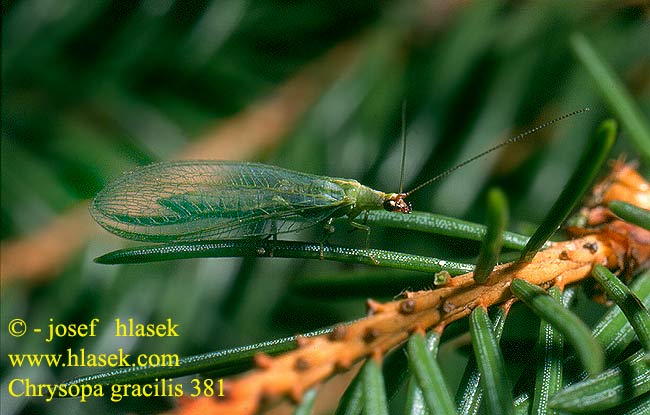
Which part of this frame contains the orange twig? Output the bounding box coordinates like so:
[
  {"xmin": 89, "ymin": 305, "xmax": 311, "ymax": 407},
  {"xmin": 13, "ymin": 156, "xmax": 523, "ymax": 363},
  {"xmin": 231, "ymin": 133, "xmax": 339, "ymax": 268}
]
[
  {"xmin": 0, "ymin": 39, "xmax": 361, "ymax": 285},
  {"xmin": 0, "ymin": 204, "xmax": 97, "ymax": 284}
]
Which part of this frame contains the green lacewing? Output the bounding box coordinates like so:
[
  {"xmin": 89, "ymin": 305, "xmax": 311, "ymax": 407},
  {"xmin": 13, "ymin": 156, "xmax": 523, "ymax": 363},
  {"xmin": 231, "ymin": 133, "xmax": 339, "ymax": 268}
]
[{"xmin": 91, "ymin": 109, "xmax": 588, "ymax": 243}]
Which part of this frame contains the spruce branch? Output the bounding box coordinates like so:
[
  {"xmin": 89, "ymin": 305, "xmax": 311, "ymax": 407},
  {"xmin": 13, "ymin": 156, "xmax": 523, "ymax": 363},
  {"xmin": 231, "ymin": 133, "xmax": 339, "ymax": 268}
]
[{"xmin": 173, "ymin": 164, "xmax": 650, "ymax": 415}]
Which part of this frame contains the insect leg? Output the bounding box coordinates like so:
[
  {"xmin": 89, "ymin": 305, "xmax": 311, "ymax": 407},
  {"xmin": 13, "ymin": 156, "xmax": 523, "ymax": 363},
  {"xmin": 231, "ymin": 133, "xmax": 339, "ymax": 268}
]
[
  {"xmin": 319, "ymin": 218, "xmax": 335, "ymax": 260},
  {"xmin": 269, "ymin": 219, "xmax": 278, "ymax": 257},
  {"xmin": 348, "ymin": 210, "xmax": 369, "ymax": 233},
  {"xmin": 348, "ymin": 219, "xmax": 378, "ymax": 265}
]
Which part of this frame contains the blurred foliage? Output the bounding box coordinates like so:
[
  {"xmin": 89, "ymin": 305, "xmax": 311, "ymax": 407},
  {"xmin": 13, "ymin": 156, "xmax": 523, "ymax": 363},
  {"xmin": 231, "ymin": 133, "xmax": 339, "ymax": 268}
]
[{"xmin": 1, "ymin": 1, "xmax": 648, "ymax": 414}]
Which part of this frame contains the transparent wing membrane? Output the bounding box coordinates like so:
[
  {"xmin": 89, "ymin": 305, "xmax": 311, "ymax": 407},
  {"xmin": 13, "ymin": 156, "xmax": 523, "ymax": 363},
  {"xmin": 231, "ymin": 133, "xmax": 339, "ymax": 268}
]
[{"xmin": 91, "ymin": 161, "xmax": 353, "ymax": 242}]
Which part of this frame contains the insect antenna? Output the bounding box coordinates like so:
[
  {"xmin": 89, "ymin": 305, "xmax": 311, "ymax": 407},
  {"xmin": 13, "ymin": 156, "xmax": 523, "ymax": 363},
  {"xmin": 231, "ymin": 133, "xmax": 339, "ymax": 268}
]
[
  {"xmin": 399, "ymin": 101, "xmax": 407, "ymax": 194},
  {"xmin": 405, "ymin": 107, "xmax": 590, "ymax": 196}
]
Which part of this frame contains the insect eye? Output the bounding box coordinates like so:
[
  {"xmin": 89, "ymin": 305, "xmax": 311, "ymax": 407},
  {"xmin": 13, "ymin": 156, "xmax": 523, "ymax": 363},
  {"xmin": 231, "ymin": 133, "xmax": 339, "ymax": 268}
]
[{"xmin": 383, "ymin": 200, "xmax": 397, "ymax": 211}]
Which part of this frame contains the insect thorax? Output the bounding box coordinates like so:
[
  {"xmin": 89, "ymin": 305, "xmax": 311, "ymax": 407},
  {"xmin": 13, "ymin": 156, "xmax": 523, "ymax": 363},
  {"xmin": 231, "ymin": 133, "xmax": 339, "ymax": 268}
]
[{"xmin": 332, "ymin": 179, "xmax": 386, "ymax": 219}]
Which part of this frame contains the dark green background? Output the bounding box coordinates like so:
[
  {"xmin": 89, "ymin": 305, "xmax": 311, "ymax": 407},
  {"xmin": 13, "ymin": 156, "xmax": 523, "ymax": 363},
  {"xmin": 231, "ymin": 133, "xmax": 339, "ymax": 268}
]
[{"xmin": 2, "ymin": 1, "xmax": 648, "ymax": 414}]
